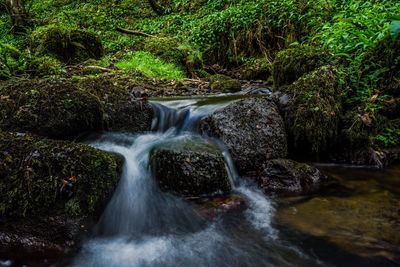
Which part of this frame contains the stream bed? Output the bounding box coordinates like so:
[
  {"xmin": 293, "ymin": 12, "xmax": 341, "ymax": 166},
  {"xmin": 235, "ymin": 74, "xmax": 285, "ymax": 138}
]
[{"xmin": 2, "ymin": 95, "xmax": 398, "ymax": 267}]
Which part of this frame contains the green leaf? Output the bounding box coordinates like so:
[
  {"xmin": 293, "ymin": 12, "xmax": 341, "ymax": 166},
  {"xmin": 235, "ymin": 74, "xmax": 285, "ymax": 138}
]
[{"xmin": 390, "ymin": 20, "xmax": 400, "ymax": 39}]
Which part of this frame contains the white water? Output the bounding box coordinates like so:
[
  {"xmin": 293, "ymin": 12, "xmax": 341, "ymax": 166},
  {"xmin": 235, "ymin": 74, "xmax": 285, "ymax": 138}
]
[{"xmin": 72, "ymin": 96, "xmax": 317, "ymax": 267}]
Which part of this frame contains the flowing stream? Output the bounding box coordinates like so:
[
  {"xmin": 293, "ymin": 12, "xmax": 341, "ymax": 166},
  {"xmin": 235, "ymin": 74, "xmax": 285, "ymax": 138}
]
[
  {"xmin": 70, "ymin": 95, "xmax": 317, "ymax": 267},
  {"xmin": 69, "ymin": 95, "xmax": 400, "ymax": 267}
]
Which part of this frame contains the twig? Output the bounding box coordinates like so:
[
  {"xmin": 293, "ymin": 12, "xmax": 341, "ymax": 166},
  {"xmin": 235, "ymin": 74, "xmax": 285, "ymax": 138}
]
[{"xmin": 116, "ymin": 27, "xmax": 156, "ymax": 38}]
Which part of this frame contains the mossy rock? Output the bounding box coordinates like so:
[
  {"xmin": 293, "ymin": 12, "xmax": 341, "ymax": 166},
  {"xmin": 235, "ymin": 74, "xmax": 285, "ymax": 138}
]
[
  {"xmin": 143, "ymin": 37, "xmax": 186, "ymax": 66},
  {"xmin": 240, "ymin": 57, "xmax": 271, "ymax": 81},
  {"xmin": 75, "ymin": 76, "xmax": 154, "ymax": 132},
  {"xmin": 272, "ymin": 46, "xmax": 333, "ymax": 89},
  {"xmin": 0, "ymin": 131, "xmax": 122, "ymax": 217},
  {"xmin": 28, "ymin": 56, "xmax": 64, "ymax": 77},
  {"xmin": 0, "ymin": 79, "xmax": 103, "ymax": 139},
  {"xmin": 361, "ymin": 35, "xmax": 400, "ymax": 97},
  {"xmin": 281, "ymin": 65, "xmax": 341, "ymax": 155},
  {"xmin": 0, "ymin": 78, "xmax": 153, "ymax": 139},
  {"xmin": 31, "ymin": 25, "xmax": 103, "ymax": 64},
  {"xmin": 209, "ymin": 74, "xmax": 242, "ymax": 93},
  {"xmin": 151, "ymin": 138, "xmax": 231, "ymax": 198}
]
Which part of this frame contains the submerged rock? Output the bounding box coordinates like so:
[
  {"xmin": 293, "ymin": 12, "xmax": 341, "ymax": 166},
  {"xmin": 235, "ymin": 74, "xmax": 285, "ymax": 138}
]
[
  {"xmin": 200, "ymin": 97, "xmax": 287, "ymax": 173},
  {"xmin": 151, "ymin": 139, "xmax": 231, "ymax": 198},
  {"xmin": 258, "ymin": 159, "xmax": 328, "ymax": 195},
  {"xmin": 0, "ymin": 131, "xmax": 122, "ymax": 257},
  {"xmin": 277, "ymin": 190, "xmax": 400, "ymax": 261},
  {"xmin": 0, "ymin": 79, "xmax": 153, "ymax": 139}
]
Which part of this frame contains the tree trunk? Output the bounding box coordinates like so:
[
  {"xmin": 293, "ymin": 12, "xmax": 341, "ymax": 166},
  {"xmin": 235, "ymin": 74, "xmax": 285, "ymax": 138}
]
[{"xmin": 5, "ymin": 0, "xmax": 30, "ymax": 33}]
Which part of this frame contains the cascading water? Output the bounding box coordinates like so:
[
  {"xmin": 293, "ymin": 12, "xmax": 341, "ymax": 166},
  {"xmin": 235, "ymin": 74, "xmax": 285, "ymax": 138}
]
[{"xmin": 72, "ymin": 96, "xmax": 322, "ymax": 267}]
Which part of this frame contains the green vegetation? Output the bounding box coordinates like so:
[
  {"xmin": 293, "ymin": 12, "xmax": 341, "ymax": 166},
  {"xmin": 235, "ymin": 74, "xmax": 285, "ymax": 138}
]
[
  {"xmin": 281, "ymin": 65, "xmax": 341, "ymax": 154},
  {"xmin": 116, "ymin": 51, "xmax": 185, "ymax": 80},
  {"xmin": 0, "ymin": 0, "xmax": 399, "ymax": 153}
]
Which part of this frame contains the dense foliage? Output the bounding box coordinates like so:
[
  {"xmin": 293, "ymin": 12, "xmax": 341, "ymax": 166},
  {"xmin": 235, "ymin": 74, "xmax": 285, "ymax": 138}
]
[{"xmin": 0, "ymin": 0, "xmax": 399, "ymax": 149}]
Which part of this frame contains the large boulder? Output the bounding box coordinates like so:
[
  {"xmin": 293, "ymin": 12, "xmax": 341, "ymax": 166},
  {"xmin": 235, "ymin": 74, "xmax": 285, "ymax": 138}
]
[
  {"xmin": 279, "ymin": 66, "xmax": 341, "ymax": 155},
  {"xmin": 151, "ymin": 139, "xmax": 231, "ymax": 198},
  {"xmin": 0, "ymin": 79, "xmax": 103, "ymax": 139},
  {"xmin": 258, "ymin": 159, "xmax": 328, "ymax": 195},
  {"xmin": 0, "ymin": 131, "xmax": 122, "ymax": 257},
  {"xmin": 76, "ymin": 76, "xmax": 154, "ymax": 132},
  {"xmin": 200, "ymin": 97, "xmax": 287, "ymax": 173},
  {"xmin": 0, "ymin": 79, "xmax": 153, "ymax": 139}
]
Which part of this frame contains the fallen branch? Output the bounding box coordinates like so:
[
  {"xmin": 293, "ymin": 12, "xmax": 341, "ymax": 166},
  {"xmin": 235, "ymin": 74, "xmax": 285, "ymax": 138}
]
[
  {"xmin": 116, "ymin": 27, "xmax": 156, "ymax": 38},
  {"xmin": 84, "ymin": 65, "xmax": 113, "ymax": 72}
]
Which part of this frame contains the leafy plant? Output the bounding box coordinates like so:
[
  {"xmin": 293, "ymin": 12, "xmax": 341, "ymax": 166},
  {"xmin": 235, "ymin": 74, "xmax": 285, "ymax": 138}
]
[{"xmin": 115, "ymin": 51, "xmax": 185, "ymax": 80}]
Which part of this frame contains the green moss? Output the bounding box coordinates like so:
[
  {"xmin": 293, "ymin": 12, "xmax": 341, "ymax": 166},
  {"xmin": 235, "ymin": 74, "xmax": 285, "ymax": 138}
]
[
  {"xmin": 240, "ymin": 57, "xmax": 271, "ymax": 80},
  {"xmin": 31, "ymin": 25, "xmax": 103, "ymax": 64},
  {"xmin": 0, "ymin": 78, "xmax": 153, "ymax": 138},
  {"xmin": 210, "ymin": 79, "xmax": 242, "ymax": 93},
  {"xmin": 282, "ymin": 65, "xmax": 341, "ymax": 154},
  {"xmin": 0, "ymin": 79, "xmax": 103, "ymax": 138},
  {"xmin": 272, "ymin": 46, "xmax": 333, "ymax": 89},
  {"xmin": 0, "ymin": 132, "xmax": 122, "ymax": 217},
  {"xmin": 143, "ymin": 37, "xmax": 187, "ymax": 65},
  {"xmin": 28, "ymin": 56, "xmax": 64, "ymax": 77},
  {"xmin": 75, "ymin": 76, "xmax": 154, "ymax": 132}
]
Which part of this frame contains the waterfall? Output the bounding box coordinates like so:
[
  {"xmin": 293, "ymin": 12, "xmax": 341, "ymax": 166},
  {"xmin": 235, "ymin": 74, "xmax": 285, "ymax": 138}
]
[{"xmin": 72, "ymin": 96, "xmax": 311, "ymax": 267}]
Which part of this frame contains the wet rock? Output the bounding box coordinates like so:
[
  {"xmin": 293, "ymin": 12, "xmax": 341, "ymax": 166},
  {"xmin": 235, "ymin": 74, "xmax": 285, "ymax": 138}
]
[
  {"xmin": 0, "ymin": 131, "xmax": 122, "ymax": 259},
  {"xmin": 194, "ymin": 194, "xmax": 246, "ymax": 219},
  {"xmin": 77, "ymin": 77, "xmax": 154, "ymax": 132},
  {"xmin": 0, "ymin": 79, "xmax": 103, "ymax": 139},
  {"xmin": 151, "ymin": 139, "xmax": 231, "ymax": 198},
  {"xmin": 258, "ymin": 159, "xmax": 328, "ymax": 195},
  {"xmin": 0, "ymin": 216, "xmax": 86, "ymax": 259},
  {"xmin": 0, "ymin": 79, "xmax": 153, "ymax": 139},
  {"xmin": 200, "ymin": 97, "xmax": 287, "ymax": 173}
]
